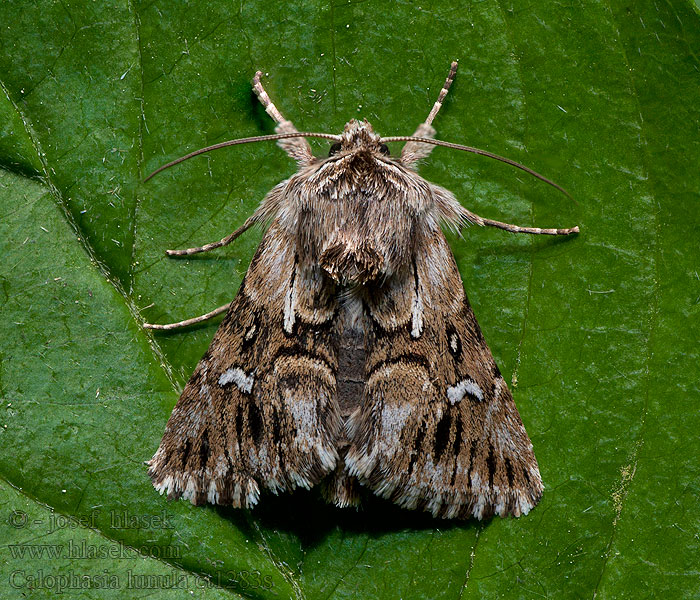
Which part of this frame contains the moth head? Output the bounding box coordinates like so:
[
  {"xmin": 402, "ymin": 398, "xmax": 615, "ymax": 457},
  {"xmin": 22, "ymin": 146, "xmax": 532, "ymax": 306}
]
[{"xmin": 327, "ymin": 119, "xmax": 390, "ymax": 159}]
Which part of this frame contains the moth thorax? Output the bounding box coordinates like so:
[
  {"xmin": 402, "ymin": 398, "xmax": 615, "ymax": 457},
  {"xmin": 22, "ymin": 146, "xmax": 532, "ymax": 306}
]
[{"xmin": 319, "ymin": 237, "xmax": 384, "ymax": 285}]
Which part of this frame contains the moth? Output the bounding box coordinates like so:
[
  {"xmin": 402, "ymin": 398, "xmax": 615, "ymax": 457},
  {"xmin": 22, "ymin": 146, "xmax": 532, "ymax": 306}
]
[{"xmin": 145, "ymin": 62, "xmax": 578, "ymax": 520}]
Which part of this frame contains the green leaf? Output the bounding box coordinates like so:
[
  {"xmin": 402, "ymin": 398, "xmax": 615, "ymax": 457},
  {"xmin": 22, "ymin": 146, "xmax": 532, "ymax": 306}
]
[
  {"xmin": 0, "ymin": 1, "xmax": 698, "ymax": 598},
  {"xmin": 0, "ymin": 478, "xmax": 244, "ymax": 599}
]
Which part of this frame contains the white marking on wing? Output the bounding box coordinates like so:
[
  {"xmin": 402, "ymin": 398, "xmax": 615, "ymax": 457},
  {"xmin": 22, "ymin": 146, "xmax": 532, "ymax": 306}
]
[
  {"xmin": 411, "ymin": 290, "xmax": 423, "ymax": 338},
  {"xmin": 284, "ymin": 284, "xmax": 296, "ymax": 333},
  {"xmin": 218, "ymin": 367, "xmax": 255, "ymax": 394},
  {"xmin": 447, "ymin": 378, "xmax": 484, "ymax": 404}
]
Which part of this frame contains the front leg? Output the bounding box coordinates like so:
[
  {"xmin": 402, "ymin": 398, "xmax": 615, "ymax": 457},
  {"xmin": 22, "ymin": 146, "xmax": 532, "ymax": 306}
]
[
  {"xmin": 252, "ymin": 71, "xmax": 313, "ymax": 166},
  {"xmin": 401, "ymin": 61, "xmax": 458, "ymax": 167}
]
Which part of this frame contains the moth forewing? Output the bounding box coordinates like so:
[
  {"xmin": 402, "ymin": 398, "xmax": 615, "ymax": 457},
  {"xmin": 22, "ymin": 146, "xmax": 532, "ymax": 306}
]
[
  {"xmin": 344, "ymin": 219, "xmax": 544, "ymax": 519},
  {"xmin": 149, "ymin": 221, "xmax": 344, "ymax": 507},
  {"xmin": 146, "ymin": 62, "xmax": 577, "ymax": 520}
]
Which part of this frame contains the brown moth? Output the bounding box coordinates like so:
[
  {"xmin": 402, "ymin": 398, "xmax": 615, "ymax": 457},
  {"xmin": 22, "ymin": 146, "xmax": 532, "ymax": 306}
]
[{"xmin": 145, "ymin": 62, "xmax": 578, "ymax": 520}]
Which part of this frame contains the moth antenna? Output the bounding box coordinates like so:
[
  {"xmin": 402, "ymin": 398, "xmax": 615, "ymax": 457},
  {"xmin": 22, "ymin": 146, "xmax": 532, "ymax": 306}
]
[
  {"xmin": 144, "ymin": 132, "xmax": 342, "ymax": 182},
  {"xmin": 384, "ymin": 135, "xmax": 573, "ymax": 200}
]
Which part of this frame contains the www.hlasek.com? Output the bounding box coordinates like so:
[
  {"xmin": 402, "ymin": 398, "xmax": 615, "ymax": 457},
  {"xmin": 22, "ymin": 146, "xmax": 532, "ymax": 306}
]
[{"xmin": 8, "ymin": 539, "xmax": 181, "ymax": 560}]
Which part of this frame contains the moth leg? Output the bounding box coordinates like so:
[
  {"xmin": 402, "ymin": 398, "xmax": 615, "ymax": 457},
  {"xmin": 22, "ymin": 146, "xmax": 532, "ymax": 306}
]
[
  {"xmin": 252, "ymin": 70, "xmax": 313, "ymax": 165},
  {"xmin": 401, "ymin": 61, "xmax": 458, "ymax": 166},
  {"xmin": 463, "ymin": 207, "xmax": 579, "ymax": 235},
  {"xmin": 422, "ymin": 60, "xmax": 459, "ymax": 129},
  {"xmin": 143, "ymin": 303, "xmax": 230, "ymax": 330},
  {"xmin": 165, "ymin": 218, "xmax": 254, "ymax": 256}
]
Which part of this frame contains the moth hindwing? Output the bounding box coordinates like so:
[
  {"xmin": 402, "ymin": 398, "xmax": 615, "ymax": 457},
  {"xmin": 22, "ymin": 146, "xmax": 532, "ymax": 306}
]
[{"xmin": 146, "ymin": 62, "xmax": 578, "ymax": 520}]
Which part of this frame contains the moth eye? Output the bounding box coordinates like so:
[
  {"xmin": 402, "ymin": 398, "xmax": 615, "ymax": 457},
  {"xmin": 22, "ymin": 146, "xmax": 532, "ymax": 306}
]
[
  {"xmin": 379, "ymin": 143, "xmax": 390, "ymax": 155},
  {"xmin": 328, "ymin": 143, "xmax": 342, "ymax": 156}
]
